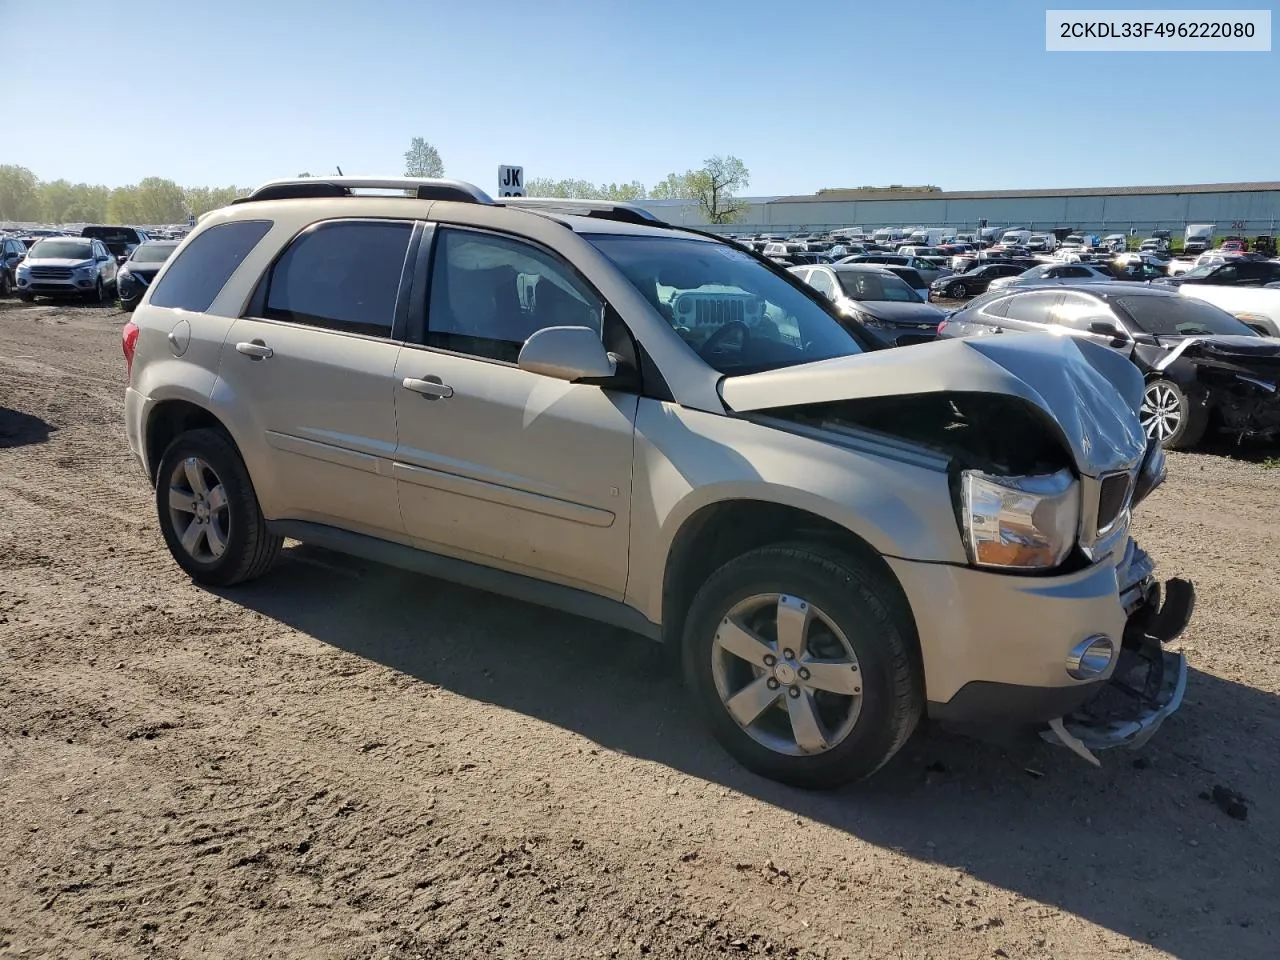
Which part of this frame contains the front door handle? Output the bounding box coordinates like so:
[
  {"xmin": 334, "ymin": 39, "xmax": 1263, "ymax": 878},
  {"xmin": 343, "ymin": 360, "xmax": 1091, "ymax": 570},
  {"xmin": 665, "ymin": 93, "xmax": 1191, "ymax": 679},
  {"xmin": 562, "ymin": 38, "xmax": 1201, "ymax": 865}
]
[
  {"xmin": 235, "ymin": 340, "xmax": 273, "ymax": 360},
  {"xmin": 402, "ymin": 376, "xmax": 454, "ymax": 400}
]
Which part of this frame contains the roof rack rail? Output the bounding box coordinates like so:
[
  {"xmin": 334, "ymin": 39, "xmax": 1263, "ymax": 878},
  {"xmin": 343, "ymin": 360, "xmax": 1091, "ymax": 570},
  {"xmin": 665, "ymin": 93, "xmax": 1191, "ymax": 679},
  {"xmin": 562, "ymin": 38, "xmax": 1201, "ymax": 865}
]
[
  {"xmin": 497, "ymin": 197, "xmax": 669, "ymax": 227},
  {"xmin": 232, "ymin": 177, "xmax": 495, "ymax": 205}
]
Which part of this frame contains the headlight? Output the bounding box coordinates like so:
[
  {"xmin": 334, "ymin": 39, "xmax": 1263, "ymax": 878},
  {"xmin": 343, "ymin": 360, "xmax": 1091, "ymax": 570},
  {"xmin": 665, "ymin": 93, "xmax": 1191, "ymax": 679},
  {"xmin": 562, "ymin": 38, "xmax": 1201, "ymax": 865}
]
[
  {"xmin": 844, "ymin": 306, "xmax": 885, "ymax": 328},
  {"xmin": 960, "ymin": 468, "xmax": 1080, "ymax": 570},
  {"xmin": 75, "ymin": 263, "xmax": 96, "ymax": 275},
  {"xmin": 16, "ymin": 262, "xmax": 29, "ymax": 275},
  {"xmin": 118, "ymin": 267, "xmax": 132, "ymax": 281}
]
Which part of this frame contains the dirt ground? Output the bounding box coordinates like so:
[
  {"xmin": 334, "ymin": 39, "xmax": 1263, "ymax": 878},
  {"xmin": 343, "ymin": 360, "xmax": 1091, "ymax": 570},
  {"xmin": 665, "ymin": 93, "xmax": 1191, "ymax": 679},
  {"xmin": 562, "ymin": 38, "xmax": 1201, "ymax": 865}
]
[{"xmin": 1, "ymin": 300, "xmax": 1277, "ymax": 960}]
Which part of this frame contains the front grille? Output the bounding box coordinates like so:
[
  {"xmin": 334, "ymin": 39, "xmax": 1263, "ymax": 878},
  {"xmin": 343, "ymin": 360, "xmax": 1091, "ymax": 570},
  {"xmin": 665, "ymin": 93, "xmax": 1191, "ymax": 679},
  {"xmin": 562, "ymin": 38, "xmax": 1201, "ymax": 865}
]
[
  {"xmin": 30, "ymin": 266, "xmax": 73, "ymax": 279},
  {"xmin": 693, "ymin": 298, "xmax": 746, "ymax": 328},
  {"xmin": 1097, "ymin": 472, "xmax": 1132, "ymax": 533}
]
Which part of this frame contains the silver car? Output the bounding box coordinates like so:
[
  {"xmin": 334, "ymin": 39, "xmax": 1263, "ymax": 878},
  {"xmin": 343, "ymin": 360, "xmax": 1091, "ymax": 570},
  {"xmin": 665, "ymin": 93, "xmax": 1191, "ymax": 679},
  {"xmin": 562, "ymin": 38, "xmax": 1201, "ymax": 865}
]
[{"xmin": 14, "ymin": 236, "xmax": 119, "ymax": 303}]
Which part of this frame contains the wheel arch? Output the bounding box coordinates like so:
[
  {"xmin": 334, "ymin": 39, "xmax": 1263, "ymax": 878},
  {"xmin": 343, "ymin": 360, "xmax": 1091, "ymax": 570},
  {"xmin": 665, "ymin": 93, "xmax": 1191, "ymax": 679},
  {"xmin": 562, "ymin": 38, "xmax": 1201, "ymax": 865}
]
[
  {"xmin": 144, "ymin": 399, "xmax": 237, "ymax": 484},
  {"xmin": 659, "ymin": 499, "xmax": 922, "ymax": 674}
]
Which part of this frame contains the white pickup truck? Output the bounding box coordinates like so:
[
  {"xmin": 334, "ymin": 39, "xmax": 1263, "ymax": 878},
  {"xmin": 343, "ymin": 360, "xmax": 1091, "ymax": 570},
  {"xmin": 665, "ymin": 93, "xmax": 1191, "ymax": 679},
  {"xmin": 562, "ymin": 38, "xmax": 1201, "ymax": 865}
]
[{"xmin": 1178, "ymin": 283, "xmax": 1280, "ymax": 336}]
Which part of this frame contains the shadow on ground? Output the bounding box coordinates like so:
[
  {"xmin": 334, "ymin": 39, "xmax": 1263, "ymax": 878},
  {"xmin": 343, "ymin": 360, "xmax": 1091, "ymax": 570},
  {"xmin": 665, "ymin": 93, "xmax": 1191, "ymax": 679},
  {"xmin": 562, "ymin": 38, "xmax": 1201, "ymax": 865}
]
[
  {"xmin": 0, "ymin": 408, "xmax": 55, "ymax": 449},
  {"xmin": 219, "ymin": 544, "xmax": 1279, "ymax": 960}
]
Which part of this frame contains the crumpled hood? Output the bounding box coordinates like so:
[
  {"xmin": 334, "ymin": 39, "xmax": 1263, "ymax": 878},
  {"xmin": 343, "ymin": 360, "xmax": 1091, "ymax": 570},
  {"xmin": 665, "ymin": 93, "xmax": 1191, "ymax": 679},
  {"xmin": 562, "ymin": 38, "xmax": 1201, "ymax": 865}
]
[
  {"xmin": 1155, "ymin": 333, "xmax": 1280, "ymax": 374},
  {"xmin": 720, "ymin": 332, "xmax": 1148, "ymax": 476}
]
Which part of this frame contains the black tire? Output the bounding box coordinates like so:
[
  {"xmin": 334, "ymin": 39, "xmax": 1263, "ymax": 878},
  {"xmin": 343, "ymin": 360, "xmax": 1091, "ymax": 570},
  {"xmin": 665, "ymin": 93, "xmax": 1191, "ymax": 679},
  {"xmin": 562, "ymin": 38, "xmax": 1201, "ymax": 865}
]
[
  {"xmin": 16, "ymin": 290, "xmax": 34, "ymax": 302},
  {"xmin": 83, "ymin": 279, "xmax": 103, "ymax": 304},
  {"xmin": 682, "ymin": 544, "xmax": 923, "ymax": 789},
  {"xmin": 0, "ymin": 271, "xmax": 11, "ymax": 297},
  {"xmin": 947, "ymin": 282, "xmax": 966, "ymax": 299},
  {"xmin": 1141, "ymin": 378, "xmax": 1208, "ymax": 450},
  {"xmin": 155, "ymin": 427, "xmax": 282, "ymax": 586},
  {"xmin": 121, "ymin": 297, "xmax": 139, "ymax": 313}
]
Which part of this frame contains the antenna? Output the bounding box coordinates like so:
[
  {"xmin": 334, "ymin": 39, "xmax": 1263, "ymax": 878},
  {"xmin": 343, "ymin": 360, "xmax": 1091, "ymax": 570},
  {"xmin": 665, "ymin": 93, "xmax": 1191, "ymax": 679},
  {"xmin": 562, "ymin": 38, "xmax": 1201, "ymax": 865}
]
[{"xmin": 336, "ymin": 165, "xmax": 343, "ymax": 175}]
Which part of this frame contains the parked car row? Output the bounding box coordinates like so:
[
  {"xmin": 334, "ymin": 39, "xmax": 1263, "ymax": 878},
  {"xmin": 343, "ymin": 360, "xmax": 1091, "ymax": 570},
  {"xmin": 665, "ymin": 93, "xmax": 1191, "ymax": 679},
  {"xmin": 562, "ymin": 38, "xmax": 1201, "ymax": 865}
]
[
  {"xmin": 786, "ymin": 248, "xmax": 1280, "ymax": 452},
  {"xmin": 0, "ymin": 225, "xmax": 179, "ymax": 306}
]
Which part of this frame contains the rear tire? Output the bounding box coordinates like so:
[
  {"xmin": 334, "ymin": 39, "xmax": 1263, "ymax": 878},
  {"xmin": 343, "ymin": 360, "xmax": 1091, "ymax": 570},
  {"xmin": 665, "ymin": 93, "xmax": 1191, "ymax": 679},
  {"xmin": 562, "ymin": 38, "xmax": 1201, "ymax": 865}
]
[
  {"xmin": 682, "ymin": 544, "xmax": 922, "ymax": 789},
  {"xmin": 155, "ymin": 427, "xmax": 282, "ymax": 586}
]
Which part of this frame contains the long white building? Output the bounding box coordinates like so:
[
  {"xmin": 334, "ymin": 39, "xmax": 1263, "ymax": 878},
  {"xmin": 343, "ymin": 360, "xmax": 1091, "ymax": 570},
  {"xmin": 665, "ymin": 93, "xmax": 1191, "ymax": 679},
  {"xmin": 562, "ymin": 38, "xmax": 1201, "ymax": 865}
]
[{"xmin": 634, "ymin": 181, "xmax": 1280, "ymax": 235}]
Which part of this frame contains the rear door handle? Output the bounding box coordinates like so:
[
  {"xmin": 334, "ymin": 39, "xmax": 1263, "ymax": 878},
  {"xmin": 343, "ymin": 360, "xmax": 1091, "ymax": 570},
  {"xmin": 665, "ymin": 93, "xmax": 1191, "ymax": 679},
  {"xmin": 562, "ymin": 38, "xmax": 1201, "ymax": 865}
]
[
  {"xmin": 235, "ymin": 340, "xmax": 273, "ymax": 360},
  {"xmin": 402, "ymin": 376, "xmax": 454, "ymax": 400}
]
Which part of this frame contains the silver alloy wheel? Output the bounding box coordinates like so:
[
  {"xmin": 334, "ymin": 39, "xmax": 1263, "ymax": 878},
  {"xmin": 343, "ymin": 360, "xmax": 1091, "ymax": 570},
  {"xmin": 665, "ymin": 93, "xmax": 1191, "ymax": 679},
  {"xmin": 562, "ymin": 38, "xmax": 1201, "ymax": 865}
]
[
  {"xmin": 1141, "ymin": 381, "xmax": 1182, "ymax": 441},
  {"xmin": 167, "ymin": 456, "xmax": 230, "ymax": 562},
  {"xmin": 950, "ymin": 282, "xmax": 965, "ymax": 298},
  {"xmin": 711, "ymin": 593, "xmax": 863, "ymax": 757}
]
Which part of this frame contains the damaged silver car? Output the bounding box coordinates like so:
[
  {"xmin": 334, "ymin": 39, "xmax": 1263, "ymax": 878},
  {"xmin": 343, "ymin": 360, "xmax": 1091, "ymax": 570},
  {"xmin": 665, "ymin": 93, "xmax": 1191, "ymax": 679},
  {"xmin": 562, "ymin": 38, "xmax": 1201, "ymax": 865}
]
[{"xmin": 125, "ymin": 180, "xmax": 1193, "ymax": 789}]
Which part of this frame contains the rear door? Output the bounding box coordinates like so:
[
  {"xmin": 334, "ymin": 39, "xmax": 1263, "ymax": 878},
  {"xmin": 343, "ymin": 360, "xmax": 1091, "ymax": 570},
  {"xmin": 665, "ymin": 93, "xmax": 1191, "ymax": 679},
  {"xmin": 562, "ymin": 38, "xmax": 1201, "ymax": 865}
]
[
  {"xmin": 218, "ymin": 218, "xmax": 418, "ymax": 539},
  {"xmin": 390, "ymin": 224, "xmax": 638, "ymax": 598}
]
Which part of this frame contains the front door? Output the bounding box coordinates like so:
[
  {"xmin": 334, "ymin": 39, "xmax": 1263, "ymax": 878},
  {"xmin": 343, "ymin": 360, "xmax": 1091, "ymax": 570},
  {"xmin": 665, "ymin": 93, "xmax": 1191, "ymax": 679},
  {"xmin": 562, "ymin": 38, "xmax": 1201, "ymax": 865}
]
[
  {"xmin": 217, "ymin": 218, "xmax": 417, "ymax": 539},
  {"xmin": 391, "ymin": 225, "xmax": 637, "ymax": 598}
]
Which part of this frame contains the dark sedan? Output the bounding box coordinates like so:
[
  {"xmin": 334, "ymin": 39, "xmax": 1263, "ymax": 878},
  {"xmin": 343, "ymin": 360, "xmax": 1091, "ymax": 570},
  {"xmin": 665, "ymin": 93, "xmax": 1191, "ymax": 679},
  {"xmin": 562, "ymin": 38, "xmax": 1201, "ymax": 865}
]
[
  {"xmin": 116, "ymin": 240, "xmax": 179, "ymax": 311},
  {"xmin": 936, "ymin": 282, "xmax": 1280, "ymax": 449},
  {"xmin": 1154, "ymin": 257, "xmax": 1280, "ymax": 288},
  {"xmin": 929, "ymin": 262, "xmax": 1026, "ymax": 300},
  {"xmin": 791, "ymin": 263, "xmax": 946, "ymax": 348}
]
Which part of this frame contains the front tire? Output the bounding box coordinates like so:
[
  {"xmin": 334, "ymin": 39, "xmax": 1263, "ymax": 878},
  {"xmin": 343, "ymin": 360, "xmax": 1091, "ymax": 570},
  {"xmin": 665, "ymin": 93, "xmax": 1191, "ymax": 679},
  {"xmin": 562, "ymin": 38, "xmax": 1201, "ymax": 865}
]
[
  {"xmin": 16, "ymin": 290, "xmax": 33, "ymax": 302},
  {"xmin": 682, "ymin": 544, "xmax": 922, "ymax": 789},
  {"xmin": 155, "ymin": 428, "xmax": 282, "ymax": 586},
  {"xmin": 1141, "ymin": 378, "xmax": 1208, "ymax": 449},
  {"xmin": 947, "ymin": 281, "xmax": 966, "ymax": 298},
  {"xmin": 0, "ymin": 271, "xmax": 11, "ymax": 297},
  {"xmin": 83, "ymin": 279, "xmax": 103, "ymax": 304}
]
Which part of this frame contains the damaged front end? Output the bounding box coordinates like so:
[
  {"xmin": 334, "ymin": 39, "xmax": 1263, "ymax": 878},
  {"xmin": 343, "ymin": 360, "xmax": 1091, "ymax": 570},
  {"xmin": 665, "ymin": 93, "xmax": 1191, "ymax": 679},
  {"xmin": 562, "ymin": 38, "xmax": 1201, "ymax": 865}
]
[
  {"xmin": 1044, "ymin": 538, "xmax": 1195, "ymax": 765},
  {"xmin": 719, "ymin": 333, "xmax": 1197, "ymax": 767},
  {"xmin": 1190, "ymin": 340, "xmax": 1280, "ymax": 440}
]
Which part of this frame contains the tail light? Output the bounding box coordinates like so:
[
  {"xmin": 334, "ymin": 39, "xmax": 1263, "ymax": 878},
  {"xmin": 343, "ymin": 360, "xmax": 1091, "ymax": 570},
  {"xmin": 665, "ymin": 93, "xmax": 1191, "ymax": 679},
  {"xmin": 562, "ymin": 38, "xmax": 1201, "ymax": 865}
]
[
  {"xmin": 936, "ymin": 319, "xmax": 949, "ymax": 335},
  {"xmin": 122, "ymin": 320, "xmax": 140, "ymax": 378}
]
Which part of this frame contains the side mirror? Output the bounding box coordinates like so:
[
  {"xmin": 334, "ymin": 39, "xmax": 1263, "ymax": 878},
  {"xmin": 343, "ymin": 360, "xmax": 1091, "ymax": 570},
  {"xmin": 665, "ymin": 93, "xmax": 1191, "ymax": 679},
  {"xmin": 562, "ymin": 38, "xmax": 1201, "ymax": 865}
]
[
  {"xmin": 517, "ymin": 326, "xmax": 617, "ymax": 382},
  {"xmin": 1089, "ymin": 321, "xmax": 1127, "ymax": 347}
]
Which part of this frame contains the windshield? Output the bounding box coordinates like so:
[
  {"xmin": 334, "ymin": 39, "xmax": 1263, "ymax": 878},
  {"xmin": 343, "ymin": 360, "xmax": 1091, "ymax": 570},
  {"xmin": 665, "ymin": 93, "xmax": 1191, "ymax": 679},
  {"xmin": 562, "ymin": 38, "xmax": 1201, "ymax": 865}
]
[
  {"xmin": 1180, "ymin": 263, "xmax": 1220, "ymax": 279},
  {"xmin": 28, "ymin": 239, "xmax": 93, "ymax": 260},
  {"xmin": 130, "ymin": 242, "xmax": 179, "ymax": 263},
  {"xmin": 1116, "ymin": 296, "xmax": 1257, "ymax": 337},
  {"xmin": 836, "ymin": 269, "xmax": 918, "ymax": 302},
  {"xmin": 585, "ymin": 234, "xmax": 864, "ymax": 374}
]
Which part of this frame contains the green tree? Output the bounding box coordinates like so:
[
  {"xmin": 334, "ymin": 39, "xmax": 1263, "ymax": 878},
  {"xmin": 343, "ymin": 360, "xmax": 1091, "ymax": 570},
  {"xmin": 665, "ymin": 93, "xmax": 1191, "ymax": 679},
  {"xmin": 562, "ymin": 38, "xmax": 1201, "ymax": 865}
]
[
  {"xmin": 648, "ymin": 172, "xmax": 689, "ymax": 200},
  {"xmin": 403, "ymin": 137, "xmax": 444, "ymax": 178},
  {"xmin": 132, "ymin": 177, "xmax": 187, "ymax": 223},
  {"xmin": 524, "ymin": 178, "xmax": 647, "ymax": 200},
  {"xmin": 647, "ymin": 158, "xmax": 750, "ymax": 221},
  {"xmin": 0, "ymin": 165, "xmax": 41, "ymax": 221},
  {"xmin": 106, "ymin": 186, "xmax": 141, "ymax": 224}
]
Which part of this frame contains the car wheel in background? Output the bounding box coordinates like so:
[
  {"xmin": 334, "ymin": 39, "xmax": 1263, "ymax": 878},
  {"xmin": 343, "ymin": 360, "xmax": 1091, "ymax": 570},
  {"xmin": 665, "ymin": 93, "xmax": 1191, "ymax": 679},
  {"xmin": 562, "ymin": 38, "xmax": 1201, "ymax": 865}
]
[
  {"xmin": 682, "ymin": 543, "xmax": 922, "ymax": 789},
  {"xmin": 155, "ymin": 427, "xmax": 283, "ymax": 586},
  {"xmin": 1141, "ymin": 378, "xmax": 1208, "ymax": 450},
  {"xmin": 16, "ymin": 290, "xmax": 34, "ymax": 302},
  {"xmin": 0, "ymin": 272, "xmax": 10, "ymax": 297},
  {"xmin": 947, "ymin": 281, "xmax": 966, "ymax": 298}
]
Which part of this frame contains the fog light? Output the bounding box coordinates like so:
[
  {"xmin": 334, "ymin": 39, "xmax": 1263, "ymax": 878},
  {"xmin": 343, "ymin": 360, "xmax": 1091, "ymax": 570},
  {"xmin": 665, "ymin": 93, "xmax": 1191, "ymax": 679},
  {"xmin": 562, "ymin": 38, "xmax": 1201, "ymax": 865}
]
[{"xmin": 1066, "ymin": 635, "xmax": 1114, "ymax": 680}]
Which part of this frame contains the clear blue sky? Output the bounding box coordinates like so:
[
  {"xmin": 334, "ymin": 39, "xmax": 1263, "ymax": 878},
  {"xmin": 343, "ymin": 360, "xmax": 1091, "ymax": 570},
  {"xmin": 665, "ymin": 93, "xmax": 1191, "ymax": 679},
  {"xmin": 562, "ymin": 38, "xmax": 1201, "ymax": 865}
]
[{"xmin": 5, "ymin": 0, "xmax": 1276, "ymax": 194}]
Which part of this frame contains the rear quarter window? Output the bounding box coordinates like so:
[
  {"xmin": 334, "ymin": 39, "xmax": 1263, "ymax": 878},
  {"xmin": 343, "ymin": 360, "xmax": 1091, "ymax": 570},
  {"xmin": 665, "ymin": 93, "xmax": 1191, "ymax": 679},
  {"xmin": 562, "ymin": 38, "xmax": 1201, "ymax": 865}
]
[{"xmin": 148, "ymin": 220, "xmax": 273, "ymax": 312}]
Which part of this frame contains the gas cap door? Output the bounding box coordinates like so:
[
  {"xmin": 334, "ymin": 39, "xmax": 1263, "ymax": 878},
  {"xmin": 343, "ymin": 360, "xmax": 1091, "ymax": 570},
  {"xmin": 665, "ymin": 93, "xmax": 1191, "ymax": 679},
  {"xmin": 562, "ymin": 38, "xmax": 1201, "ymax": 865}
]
[{"xmin": 167, "ymin": 318, "xmax": 191, "ymax": 357}]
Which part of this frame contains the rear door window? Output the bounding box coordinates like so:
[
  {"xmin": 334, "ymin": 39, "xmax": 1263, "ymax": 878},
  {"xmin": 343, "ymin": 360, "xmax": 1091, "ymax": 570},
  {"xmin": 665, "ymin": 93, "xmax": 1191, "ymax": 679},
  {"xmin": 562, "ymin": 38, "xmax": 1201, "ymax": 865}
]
[
  {"xmin": 150, "ymin": 219, "xmax": 273, "ymax": 312},
  {"xmin": 263, "ymin": 220, "xmax": 414, "ymax": 338},
  {"xmin": 1002, "ymin": 291, "xmax": 1062, "ymax": 327}
]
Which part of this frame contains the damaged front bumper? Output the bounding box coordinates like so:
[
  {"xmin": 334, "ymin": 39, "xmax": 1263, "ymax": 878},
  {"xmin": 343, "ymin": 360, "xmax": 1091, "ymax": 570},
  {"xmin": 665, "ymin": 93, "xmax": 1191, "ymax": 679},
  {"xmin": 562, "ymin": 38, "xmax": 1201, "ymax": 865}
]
[{"xmin": 1042, "ymin": 539, "xmax": 1194, "ymax": 764}]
